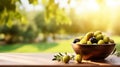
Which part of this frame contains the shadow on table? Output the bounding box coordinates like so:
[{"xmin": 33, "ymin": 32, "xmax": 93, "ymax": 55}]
[{"xmin": 91, "ymin": 59, "xmax": 108, "ymax": 63}]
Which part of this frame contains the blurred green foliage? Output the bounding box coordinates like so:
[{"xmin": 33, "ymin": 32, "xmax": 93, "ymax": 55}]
[
  {"xmin": 30, "ymin": 0, "xmax": 71, "ymax": 24},
  {"xmin": 0, "ymin": 0, "xmax": 17, "ymax": 12},
  {"xmin": 0, "ymin": 0, "xmax": 71, "ymax": 44},
  {"xmin": 0, "ymin": 0, "xmax": 120, "ymax": 45},
  {"xmin": 0, "ymin": 0, "xmax": 71, "ymax": 26},
  {"xmin": 44, "ymin": 2, "xmax": 71, "ymax": 24}
]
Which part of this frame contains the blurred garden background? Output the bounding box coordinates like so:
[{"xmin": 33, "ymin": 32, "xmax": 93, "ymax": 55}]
[{"xmin": 0, "ymin": 0, "xmax": 120, "ymax": 53}]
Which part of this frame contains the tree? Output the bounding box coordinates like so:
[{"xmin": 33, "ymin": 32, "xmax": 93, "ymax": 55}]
[
  {"xmin": 0, "ymin": 0, "xmax": 71, "ymax": 43},
  {"xmin": 40, "ymin": 0, "xmax": 71, "ymax": 24},
  {"xmin": 34, "ymin": 12, "xmax": 60, "ymax": 41},
  {"xmin": 0, "ymin": 0, "xmax": 71, "ymax": 26},
  {"xmin": 0, "ymin": 24, "xmax": 21, "ymax": 44},
  {"xmin": 0, "ymin": 0, "xmax": 22, "ymax": 27}
]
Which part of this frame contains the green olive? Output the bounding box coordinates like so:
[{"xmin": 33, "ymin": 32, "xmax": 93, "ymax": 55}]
[
  {"xmin": 62, "ymin": 55, "xmax": 70, "ymax": 63},
  {"xmin": 103, "ymin": 36, "xmax": 109, "ymax": 43},
  {"xmin": 94, "ymin": 31, "xmax": 102, "ymax": 37},
  {"xmin": 79, "ymin": 39, "xmax": 87, "ymax": 44},
  {"xmin": 87, "ymin": 41, "xmax": 92, "ymax": 45},
  {"xmin": 109, "ymin": 39, "xmax": 114, "ymax": 43},
  {"xmin": 98, "ymin": 40, "xmax": 105, "ymax": 45},
  {"xmin": 83, "ymin": 36, "xmax": 89, "ymax": 41},
  {"xmin": 93, "ymin": 43, "xmax": 97, "ymax": 45},
  {"xmin": 74, "ymin": 54, "xmax": 82, "ymax": 63},
  {"xmin": 85, "ymin": 32, "xmax": 94, "ymax": 39},
  {"xmin": 96, "ymin": 34, "xmax": 103, "ymax": 40}
]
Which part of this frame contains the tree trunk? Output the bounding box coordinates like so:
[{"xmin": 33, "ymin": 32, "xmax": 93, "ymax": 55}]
[{"xmin": 42, "ymin": 33, "xmax": 48, "ymax": 42}]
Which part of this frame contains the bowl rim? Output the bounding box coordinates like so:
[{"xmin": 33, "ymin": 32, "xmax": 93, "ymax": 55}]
[{"xmin": 73, "ymin": 43, "xmax": 116, "ymax": 46}]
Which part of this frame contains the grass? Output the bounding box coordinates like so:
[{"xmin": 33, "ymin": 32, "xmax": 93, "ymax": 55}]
[
  {"xmin": 0, "ymin": 36, "xmax": 119, "ymax": 53},
  {"xmin": 0, "ymin": 39, "xmax": 74, "ymax": 53},
  {"xmin": 111, "ymin": 36, "xmax": 120, "ymax": 51}
]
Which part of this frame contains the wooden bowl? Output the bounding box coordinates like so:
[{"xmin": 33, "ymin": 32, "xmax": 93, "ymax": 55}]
[{"xmin": 72, "ymin": 44, "xmax": 115, "ymax": 60}]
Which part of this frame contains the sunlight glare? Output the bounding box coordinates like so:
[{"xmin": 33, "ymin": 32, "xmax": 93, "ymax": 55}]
[
  {"xmin": 75, "ymin": 0, "xmax": 99, "ymax": 14},
  {"xmin": 106, "ymin": 0, "xmax": 119, "ymax": 8}
]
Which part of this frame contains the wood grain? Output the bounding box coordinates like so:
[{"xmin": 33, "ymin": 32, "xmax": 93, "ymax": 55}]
[{"xmin": 0, "ymin": 53, "xmax": 119, "ymax": 66}]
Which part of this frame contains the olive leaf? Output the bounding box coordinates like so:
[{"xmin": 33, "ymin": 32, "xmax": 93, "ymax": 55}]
[{"xmin": 52, "ymin": 52, "xmax": 75, "ymax": 62}]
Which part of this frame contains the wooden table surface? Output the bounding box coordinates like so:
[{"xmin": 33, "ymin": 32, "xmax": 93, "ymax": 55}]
[{"xmin": 0, "ymin": 53, "xmax": 119, "ymax": 67}]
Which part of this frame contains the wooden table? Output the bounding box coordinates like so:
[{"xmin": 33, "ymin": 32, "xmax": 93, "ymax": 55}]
[{"xmin": 0, "ymin": 53, "xmax": 119, "ymax": 67}]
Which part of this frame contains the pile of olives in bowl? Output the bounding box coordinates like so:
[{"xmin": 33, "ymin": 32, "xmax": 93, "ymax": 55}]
[
  {"xmin": 72, "ymin": 31, "xmax": 116, "ymax": 60},
  {"xmin": 73, "ymin": 31, "xmax": 114, "ymax": 45}
]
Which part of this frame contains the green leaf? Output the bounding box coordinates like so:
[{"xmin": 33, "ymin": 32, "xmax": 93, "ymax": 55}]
[
  {"xmin": 21, "ymin": 17, "xmax": 28, "ymax": 25},
  {"xmin": 42, "ymin": 0, "xmax": 48, "ymax": 5},
  {"xmin": 28, "ymin": 0, "xmax": 38, "ymax": 5},
  {"xmin": 6, "ymin": 20, "xmax": 13, "ymax": 28},
  {"xmin": 49, "ymin": 0, "xmax": 54, "ymax": 4}
]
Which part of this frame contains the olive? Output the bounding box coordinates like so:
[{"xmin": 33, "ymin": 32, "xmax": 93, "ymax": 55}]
[
  {"xmin": 98, "ymin": 40, "xmax": 105, "ymax": 45},
  {"xmin": 103, "ymin": 36, "xmax": 109, "ymax": 43},
  {"xmin": 87, "ymin": 41, "xmax": 92, "ymax": 45},
  {"xmin": 83, "ymin": 36, "xmax": 89, "ymax": 41},
  {"xmin": 109, "ymin": 39, "xmax": 114, "ymax": 43},
  {"xmin": 73, "ymin": 39, "xmax": 80, "ymax": 43},
  {"xmin": 85, "ymin": 32, "xmax": 94, "ymax": 39},
  {"xmin": 93, "ymin": 43, "xmax": 97, "ymax": 45},
  {"xmin": 76, "ymin": 31, "xmax": 115, "ymax": 45},
  {"xmin": 62, "ymin": 55, "xmax": 70, "ymax": 63},
  {"xmin": 94, "ymin": 31, "xmax": 102, "ymax": 37},
  {"xmin": 96, "ymin": 34, "xmax": 103, "ymax": 40},
  {"xmin": 89, "ymin": 37, "xmax": 98, "ymax": 43},
  {"xmin": 74, "ymin": 54, "xmax": 82, "ymax": 63},
  {"xmin": 79, "ymin": 39, "xmax": 87, "ymax": 44}
]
